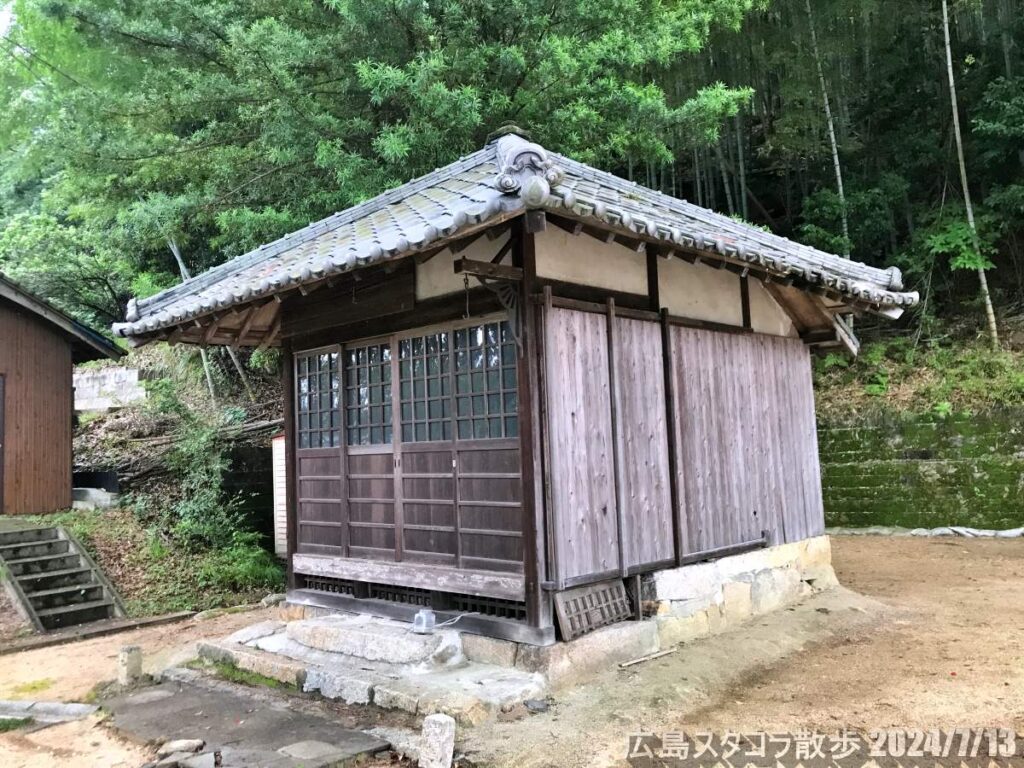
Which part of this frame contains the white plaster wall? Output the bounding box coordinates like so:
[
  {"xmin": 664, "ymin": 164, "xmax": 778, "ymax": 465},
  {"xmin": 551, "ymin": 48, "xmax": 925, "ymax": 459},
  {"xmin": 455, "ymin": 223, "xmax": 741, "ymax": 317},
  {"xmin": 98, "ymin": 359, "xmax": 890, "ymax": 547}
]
[
  {"xmin": 749, "ymin": 279, "xmax": 798, "ymax": 338},
  {"xmin": 416, "ymin": 233, "xmax": 511, "ymax": 300},
  {"xmin": 658, "ymin": 256, "xmax": 743, "ymax": 326},
  {"xmin": 535, "ymin": 228, "xmax": 648, "ymax": 296}
]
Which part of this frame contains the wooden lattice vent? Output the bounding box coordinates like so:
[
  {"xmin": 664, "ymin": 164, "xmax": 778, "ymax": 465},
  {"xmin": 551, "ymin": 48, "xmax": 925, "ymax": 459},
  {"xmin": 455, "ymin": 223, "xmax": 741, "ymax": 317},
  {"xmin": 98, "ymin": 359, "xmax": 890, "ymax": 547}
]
[{"xmin": 554, "ymin": 579, "xmax": 632, "ymax": 641}]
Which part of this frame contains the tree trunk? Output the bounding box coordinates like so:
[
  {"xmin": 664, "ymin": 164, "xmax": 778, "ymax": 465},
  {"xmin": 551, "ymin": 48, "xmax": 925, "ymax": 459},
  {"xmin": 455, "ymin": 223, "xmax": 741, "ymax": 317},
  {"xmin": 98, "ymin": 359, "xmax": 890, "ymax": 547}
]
[
  {"xmin": 942, "ymin": 0, "xmax": 1000, "ymax": 348},
  {"xmin": 167, "ymin": 236, "xmax": 257, "ymax": 401},
  {"xmin": 714, "ymin": 141, "xmax": 736, "ymax": 215},
  {"xmin": 735, "ymin": 111, "xmax": 750, "ymax": 220},
  {"xmin": 805, "ymin": 0, "xmax": 851, "ymax": 257}
]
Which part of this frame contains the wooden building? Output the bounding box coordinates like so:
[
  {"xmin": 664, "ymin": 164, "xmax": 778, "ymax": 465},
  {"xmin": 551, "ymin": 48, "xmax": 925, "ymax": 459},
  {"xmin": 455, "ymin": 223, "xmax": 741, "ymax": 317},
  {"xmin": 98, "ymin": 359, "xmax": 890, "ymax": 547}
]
[
  {"xmin": 115, "ymin": 130, "xmax": 917, "ymax": 645},
  {"xmin": 1, "ymin": 275, "xmax": 123, "ymax": 515}
]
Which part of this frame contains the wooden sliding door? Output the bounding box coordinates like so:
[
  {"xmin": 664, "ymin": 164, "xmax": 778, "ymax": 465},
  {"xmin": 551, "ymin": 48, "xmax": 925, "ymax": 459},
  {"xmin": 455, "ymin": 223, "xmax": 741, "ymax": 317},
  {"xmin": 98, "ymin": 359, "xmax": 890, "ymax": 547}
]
[{"xmin": 293, "ymin": 317, "xmax": 524, "ymax": 575}]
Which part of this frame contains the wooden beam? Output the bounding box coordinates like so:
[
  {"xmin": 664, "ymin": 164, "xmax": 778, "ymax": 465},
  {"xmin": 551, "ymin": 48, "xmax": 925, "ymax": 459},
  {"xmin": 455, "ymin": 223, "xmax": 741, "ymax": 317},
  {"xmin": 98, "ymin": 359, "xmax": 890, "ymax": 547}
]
[
  {"xmin": 283, "ymin": 339, "xmax": 297, "ymax": 591},
  {"xmin": 449, "ymin": 231, "xmax": 485, "ymax": 255},
  {"xmin": 740, "ymin": 274, "xmax": 752, "ymax": 330},
  {"xmin": 453, "ymin": 258, "xmax": 524, "ymax": 281},
  {"xmin": 646, "ymin": 249, "xmax": 660, "ymax": 311},
  {"xmin": 605, "ymin": 297, "xmax": 628, "ymax": 578},
  {"xmin": 660, "ymin": 309, "xmax": 685, "ymax": 563},
  {"xmin": 258, "ymin": 317, "xmax": 282, "ymax": 350},
  {"xmin": 524, "ymin": 210, "xmax": 547, "ymax": 233},
  {"xmin": 200, "ymin": 314, "xmax": 223, "ymax": 346},
  {"xmin": 234, "ymin": 303, "xmax": 262, "ymax": 347},
  {"xmin": 485, "ymin": 221, "xmax": 512, "ymax": 241},
  {"xmin": 490, "ymin": 238, "xmax": 514, "ymax": 265},
  {"xmin": 547, "ymin": 214, "xmax": 584, "ymax": 236}
]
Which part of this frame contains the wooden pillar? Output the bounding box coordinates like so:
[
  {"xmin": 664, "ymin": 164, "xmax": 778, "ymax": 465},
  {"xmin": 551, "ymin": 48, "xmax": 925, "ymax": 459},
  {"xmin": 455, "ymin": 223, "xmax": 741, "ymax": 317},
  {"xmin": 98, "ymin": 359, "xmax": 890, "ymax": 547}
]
[
  {"xmin": 515, "ymin": 213, "xmax": 553, "ymax": 630},
  {"xmin": 661, "ymin": 309, "xmax": 686, "ymax": 563},
  {"xmin": 605, "ymin": 297, "xmax": 628, "ymax": 577},
  {"xmin": 282, "ymin": 337, "xmax": 298, "ymax": 591}
]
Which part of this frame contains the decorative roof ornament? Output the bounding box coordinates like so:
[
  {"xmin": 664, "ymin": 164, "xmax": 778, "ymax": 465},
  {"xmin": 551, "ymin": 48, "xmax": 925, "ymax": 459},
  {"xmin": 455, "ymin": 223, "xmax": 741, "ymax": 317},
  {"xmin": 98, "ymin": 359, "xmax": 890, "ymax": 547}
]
[{"xmin": 493, "ymin": 133, "xmax": 565, "ymax": 207}]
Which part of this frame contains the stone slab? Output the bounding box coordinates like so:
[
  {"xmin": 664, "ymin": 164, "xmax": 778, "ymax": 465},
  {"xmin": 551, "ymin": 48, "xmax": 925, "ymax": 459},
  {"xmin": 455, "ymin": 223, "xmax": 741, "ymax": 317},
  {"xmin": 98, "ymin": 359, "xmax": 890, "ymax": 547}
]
[{"xmin": 286, "ymin": 615, "xmax": 463, "ymax": 666}]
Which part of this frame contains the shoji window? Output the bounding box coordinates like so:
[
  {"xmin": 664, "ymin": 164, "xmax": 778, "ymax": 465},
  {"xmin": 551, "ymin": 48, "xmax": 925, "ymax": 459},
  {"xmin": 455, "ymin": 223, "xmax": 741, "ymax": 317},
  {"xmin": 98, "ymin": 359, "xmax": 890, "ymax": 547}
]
[
  {"xmin": 296, "ymin": 350, "xmax": 341, "ymax": 449},
  {"xmin": 398, "ymin": 331, "xmax": 452, "ymax": 442},
  {"xmin": 454, "ymin": 321, "xmax": 518, "ymax": 439},
  {"xmin": 343, "ymin": 342, "xmax": 393, "ymax": 446}
]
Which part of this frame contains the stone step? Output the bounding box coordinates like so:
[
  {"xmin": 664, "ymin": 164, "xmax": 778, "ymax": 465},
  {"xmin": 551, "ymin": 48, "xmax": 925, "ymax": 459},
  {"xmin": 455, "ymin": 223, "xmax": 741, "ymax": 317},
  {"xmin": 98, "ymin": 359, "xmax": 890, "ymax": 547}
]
[
  {"xmin": 285, "ymin": 615, "xmax": 462, "ymax": 666},
  {"xmin": 201, "ymin": 622, "xmax": 547, "ymax": 726},
  {"xmin": 5, "ymin": 553, "xmax": 82, "ymax": 576},
  {"xmin": 0, "ymin": 539, "xmax": 70, "ymax": 561},
  {"xmin": 36, "ymin": 598, "xmax": 115, "ymax": 630},
  {"xmin": 17, "ymin": 567, "xmax": 95, "ymax": 593},
  {"xmin": 26, "ymin": 583, "xmax": 107, "ymax": 611},
  {"xmin": 0, "ymin": 527, "xmax": 59, "ymax": 547}
]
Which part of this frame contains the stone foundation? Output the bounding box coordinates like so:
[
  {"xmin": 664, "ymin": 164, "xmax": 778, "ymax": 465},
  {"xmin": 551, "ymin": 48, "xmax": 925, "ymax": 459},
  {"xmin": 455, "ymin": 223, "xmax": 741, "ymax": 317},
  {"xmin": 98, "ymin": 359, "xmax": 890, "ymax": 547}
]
[
  {"xmin": 651, "ymin": 535, "xmax": 836, "ymax": 653},
  {"xmin": 277, "ymin": 535, "xmax": 837, "ymax": 695}
]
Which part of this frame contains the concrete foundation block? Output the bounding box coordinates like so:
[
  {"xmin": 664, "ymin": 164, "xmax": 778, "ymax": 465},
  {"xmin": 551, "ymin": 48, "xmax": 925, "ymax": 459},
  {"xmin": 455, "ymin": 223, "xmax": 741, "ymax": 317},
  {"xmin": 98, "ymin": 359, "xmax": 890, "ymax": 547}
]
[
  {"xmin": 419, "ymin": 713, "xmax": 456, "ymax": 768},
  {"xmin": 721, "ymin": 581, "xmax": 753, "ymax": 624},
  {"xmin": 656, "ymin": 611, "xmax": 711, "ymax": 648},
  {"xmin": 461, "ymin": 634, "xmax": 518, "ymax": 668},
  {"xmin": 518, "ymin": 620, "xmax": 658, "ymax": 688},
  {"xmin": 802, "ymin": 564, "xmax": 840, "ymax": 591}
]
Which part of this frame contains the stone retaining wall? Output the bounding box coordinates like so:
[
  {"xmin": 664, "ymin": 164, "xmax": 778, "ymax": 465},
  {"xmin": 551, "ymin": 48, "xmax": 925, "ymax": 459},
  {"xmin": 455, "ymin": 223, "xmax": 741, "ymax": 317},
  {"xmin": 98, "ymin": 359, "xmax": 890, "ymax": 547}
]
[{"xmin": 818, "ymin": 411, "xmax": 1024, "ymax": 529}]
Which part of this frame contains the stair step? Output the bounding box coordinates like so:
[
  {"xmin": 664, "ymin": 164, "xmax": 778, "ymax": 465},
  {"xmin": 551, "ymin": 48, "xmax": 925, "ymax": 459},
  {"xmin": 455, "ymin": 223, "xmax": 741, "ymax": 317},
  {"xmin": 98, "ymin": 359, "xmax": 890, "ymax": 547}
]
[
  {"xmin": 17, "ymin": 568, "xmax": 94, "ymax": 592},
  {"xmin": 0, "ymin": 539, "xmax": 70, "ymax": 560},
  {"xmin": 36, "ymin": 599, "xmax": 115, "ymax": 630},
  {"xmin": 0, "ymin": 528, "xmax": 60, "ymax": 547},
  {"xmin": 4, "ymin": 553, "xmax": 82, "ymax": 575},
  {"xmin": 27, "ymin": 584, "xmax": 106, "ymax": 612}
]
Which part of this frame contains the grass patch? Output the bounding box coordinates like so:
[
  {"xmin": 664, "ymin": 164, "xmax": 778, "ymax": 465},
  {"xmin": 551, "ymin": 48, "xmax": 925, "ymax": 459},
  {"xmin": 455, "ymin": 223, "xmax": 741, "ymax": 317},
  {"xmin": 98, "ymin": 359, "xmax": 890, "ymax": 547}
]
[
  {"xmin": 11, "ymin": 678, "xmax": 53, "ymax": 696},
  {"xmin": 0, "ymin": 717, "xmax": 33, "ymax": 732},
  {"xmin": 189, "ymin": 659, "xmax": 296, "ymax": 691}
]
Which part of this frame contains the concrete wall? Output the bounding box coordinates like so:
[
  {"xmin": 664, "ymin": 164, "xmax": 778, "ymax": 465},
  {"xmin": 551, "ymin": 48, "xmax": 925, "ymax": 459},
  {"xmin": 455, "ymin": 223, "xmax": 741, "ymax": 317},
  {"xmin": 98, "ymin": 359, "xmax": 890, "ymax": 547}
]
[
  {"xmin": 73, "ymin": 366, "xmax": 147, "ymax": 412},
  {"xmin": 819, "ymin": 411, "xmax": 1024, "ymax": 529}
]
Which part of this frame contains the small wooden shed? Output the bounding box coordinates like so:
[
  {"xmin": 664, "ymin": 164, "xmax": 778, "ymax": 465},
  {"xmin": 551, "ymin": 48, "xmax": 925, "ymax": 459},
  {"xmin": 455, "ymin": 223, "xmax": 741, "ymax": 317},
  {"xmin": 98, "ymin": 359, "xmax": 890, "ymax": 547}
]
[
  {"xmin": 115, "ymin": 130, "xmax": 917, "ymax": 644},
  {"xmin": 0, "ymin": 274, "xmax": 123, "ymax": 515}
]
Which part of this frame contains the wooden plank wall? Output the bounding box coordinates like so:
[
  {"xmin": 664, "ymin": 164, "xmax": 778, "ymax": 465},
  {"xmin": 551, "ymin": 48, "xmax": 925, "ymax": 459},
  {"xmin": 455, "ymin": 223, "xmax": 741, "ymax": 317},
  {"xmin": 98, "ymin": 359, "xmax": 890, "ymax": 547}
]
[
  {"xmin": 543, "ymin": 307, "xmax": 619, "ymax": 581},
  {"xmin": 669, "ymin": 328, "xmax": 824, "ymax": 553},
  {"xmin": 0, "ymin": 302, "xmax": 73, "ymax": 515},
  {"xmin": 613, "ymin": 317, "xmax": 674, "ymax": 569}
]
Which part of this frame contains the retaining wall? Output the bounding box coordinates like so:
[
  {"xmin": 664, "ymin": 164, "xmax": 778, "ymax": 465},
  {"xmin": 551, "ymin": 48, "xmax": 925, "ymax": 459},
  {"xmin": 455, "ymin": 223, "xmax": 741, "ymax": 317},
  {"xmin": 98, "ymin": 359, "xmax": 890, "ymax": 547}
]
[{"xmin": 818, "ymin": 411, "xmax": 1024, "ymax": 530}]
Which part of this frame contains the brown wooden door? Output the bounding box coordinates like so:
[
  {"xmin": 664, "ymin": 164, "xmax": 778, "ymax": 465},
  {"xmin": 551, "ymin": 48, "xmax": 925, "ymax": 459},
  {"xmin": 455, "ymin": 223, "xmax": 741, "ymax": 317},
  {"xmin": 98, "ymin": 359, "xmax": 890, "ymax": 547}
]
[{"xmin": 293, "ymin": 318, "xmax": 524, "ymax": 574}]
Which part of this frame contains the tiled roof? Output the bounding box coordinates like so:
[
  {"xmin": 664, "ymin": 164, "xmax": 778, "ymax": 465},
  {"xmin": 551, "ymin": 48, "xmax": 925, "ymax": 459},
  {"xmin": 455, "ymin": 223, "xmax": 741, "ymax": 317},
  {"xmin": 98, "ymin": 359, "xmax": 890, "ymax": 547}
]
[
  {"xmin": 0, "ymin": 273, "xmax": 123, "ymax": 362},
  {"xmin": 113, "ymin": 133, "xmax": 917, "ymax": 340}
]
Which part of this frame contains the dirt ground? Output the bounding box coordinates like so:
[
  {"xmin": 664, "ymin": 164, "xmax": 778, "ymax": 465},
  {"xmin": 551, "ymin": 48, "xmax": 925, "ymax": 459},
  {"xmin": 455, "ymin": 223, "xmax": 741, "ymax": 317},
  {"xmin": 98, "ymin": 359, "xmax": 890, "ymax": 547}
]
[
  {"xmin": 0, "ymin": 606, "xmax": 277, "ymax": 702},
  {"xmin": 0, "ymin": 589, "xmax": 31, "ymax": 646},
  {"xmin": 1, "ymin": 536, "xmax": 1022, "ymax": 768},
  {"xmin": 0, "ymin": 715, "xmax": 149, "ymax": 768},
  {"xmin": 462, "ymin": 535, "xmax": 1024, "ymax": 767}
]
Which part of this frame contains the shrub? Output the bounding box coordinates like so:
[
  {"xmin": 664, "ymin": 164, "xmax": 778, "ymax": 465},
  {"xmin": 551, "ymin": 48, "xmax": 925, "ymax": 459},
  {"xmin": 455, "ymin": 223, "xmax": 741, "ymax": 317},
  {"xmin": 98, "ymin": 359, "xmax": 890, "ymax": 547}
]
[{"xmin": 197, "ymin": 532, "xmax": 284, "ymax": 593}]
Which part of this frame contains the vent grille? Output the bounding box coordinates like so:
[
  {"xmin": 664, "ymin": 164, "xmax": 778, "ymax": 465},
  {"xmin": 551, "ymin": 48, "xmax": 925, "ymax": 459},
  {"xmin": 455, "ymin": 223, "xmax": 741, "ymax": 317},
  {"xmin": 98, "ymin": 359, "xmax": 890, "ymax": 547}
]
[
  {"xmin": 554, "ymin": 579, "xmax": 632, "ymax": 641},
  {"xmin": 450, "ymin": 594, "xmax": 527, "ymax": 621},
  {"xmin": 298, "ymin": 575, "xmax": 528, "ymax": 622},
  {"xmin": 299, "ymin": 575, "xmax": 357, "ymax": 595}
]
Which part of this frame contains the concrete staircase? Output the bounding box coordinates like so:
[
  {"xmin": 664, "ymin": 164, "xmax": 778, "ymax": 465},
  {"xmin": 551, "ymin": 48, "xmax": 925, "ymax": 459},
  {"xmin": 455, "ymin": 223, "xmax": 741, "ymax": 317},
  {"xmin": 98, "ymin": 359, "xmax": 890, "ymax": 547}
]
[{"xmin": 0, "ymin": 527, "xmax": 125, "ymax": 632}]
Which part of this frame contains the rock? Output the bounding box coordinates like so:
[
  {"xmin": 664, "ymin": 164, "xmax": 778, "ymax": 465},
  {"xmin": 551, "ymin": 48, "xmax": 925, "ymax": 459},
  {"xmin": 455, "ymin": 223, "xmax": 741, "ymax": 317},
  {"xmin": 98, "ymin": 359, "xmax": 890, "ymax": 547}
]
[
  {"xmin": 157, "ymin": 740, "xmax": 205, "ymax": 758},
  {"xmin": 156, "ymin": 754, "xmax": 191, "ymax": 767},
  {"xmin": 118, "ymin": 645, "xmax": 143, "ymax": 686},
  {"xmin": 261, "ymin": 593, "xmax": 286, "ymax": 607},
  {"xmin": 524, "ymin": 698, "xmax": 549, "ymax": 713},
  {"xmin": 303, "ymin": 668, "xmax": 376, "ymax": 704},
  {"xmin": 418, "ymin": 713, "xmax": 456, "ymax": 768}
]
